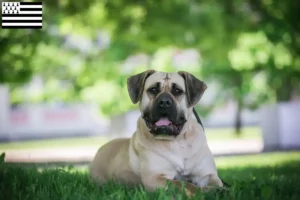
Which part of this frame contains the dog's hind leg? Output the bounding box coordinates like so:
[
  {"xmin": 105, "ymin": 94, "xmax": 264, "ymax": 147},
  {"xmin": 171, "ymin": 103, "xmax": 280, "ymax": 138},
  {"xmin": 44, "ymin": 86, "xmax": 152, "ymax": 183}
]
[{"xmin": 89, "ymin": 163, "xmax": 107, "ymax": 186}]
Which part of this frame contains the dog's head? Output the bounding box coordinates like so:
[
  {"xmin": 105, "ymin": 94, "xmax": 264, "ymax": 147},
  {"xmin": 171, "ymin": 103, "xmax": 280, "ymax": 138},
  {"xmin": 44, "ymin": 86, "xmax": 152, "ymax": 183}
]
[{"xmin": 127, "ymin": 70, "xmax": 207, "ymax": 139}]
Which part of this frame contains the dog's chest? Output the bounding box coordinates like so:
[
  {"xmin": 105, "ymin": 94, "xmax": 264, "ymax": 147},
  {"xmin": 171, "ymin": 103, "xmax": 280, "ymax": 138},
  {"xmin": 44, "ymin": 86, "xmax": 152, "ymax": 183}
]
[{"xmin": 164, "ymin": 140, "xmax": 198, "ymax": 177}]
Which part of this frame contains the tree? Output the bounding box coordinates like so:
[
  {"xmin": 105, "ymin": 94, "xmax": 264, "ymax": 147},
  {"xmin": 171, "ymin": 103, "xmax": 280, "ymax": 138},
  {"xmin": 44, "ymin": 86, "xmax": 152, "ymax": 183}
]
[
  {"xmin": 103, "ymin": 0, "xmax": 260, "ymax": 134},
  {"xmin": 2, "ymin": 0, "xmax": 299, "ymax": 124},
  {"xmin": 0, "ymin": 0, "xmax": 102, "ymax": 84},
  {"xmin": 0, "ymin": 29, "xmax": 47, "ymax": 83},
  {"xmin": 102, "ymin": 0, "xmax": 300, "ymax": 132},
  {"xmin": 247, "ymin": 0, "xmax": 300, "ymax": 101}
]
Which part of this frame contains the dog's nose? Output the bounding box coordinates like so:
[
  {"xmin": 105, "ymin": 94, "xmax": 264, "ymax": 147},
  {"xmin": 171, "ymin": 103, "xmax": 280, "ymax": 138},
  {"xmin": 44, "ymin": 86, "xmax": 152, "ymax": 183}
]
[{"xmin": 158, "ymin": 97, "xmax": 172, "ymax": 108}]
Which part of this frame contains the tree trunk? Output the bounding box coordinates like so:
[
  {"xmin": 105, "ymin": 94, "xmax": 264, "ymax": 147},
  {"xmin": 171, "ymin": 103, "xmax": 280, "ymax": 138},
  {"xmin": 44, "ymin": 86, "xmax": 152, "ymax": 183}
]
[
  {"xmin": 275, "ymin": 71, "xmax": 294, "ymax": 102},
  {"xmin": 235, "ymin": 96, "xmax": 243, "ymax": 136},
  {"xmin": 233, "ymin": 74, "xmax": 244, "ymax": 136}
]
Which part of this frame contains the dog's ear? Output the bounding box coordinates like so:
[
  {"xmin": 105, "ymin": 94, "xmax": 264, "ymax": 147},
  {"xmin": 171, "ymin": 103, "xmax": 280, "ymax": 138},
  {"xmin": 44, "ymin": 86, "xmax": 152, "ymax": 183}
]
[
  {"xmin": 178, "ymin": 71, "xmax": 207, "ymax": 107},
  {"xmin": 127, "ymin": 69, "xmax": 155, "ymax": 104}
]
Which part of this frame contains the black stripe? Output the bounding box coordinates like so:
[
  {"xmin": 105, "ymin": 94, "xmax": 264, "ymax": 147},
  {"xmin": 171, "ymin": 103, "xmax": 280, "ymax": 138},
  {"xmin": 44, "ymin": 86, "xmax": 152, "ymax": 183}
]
[
  {"xmin": 20, "ymin": 2, "xmax": 42, "ymax": 5},
  {"xmin": 1, "ymin": 14, "xmax": 42, "ymax": 17},
  {"xmin": 2, "ymin": 20, "xmax": 42, "ymax": 23},
  {"xmin": 20, "ymin": 8, "xmax": 42, "ymax": 11},
  {"xmin": 1, "ymin": 26, "xmax": 42, "ymax": 29},
  {"xmin": 193, "ymin": 108, "xmax": 205, "ymax": 131}
]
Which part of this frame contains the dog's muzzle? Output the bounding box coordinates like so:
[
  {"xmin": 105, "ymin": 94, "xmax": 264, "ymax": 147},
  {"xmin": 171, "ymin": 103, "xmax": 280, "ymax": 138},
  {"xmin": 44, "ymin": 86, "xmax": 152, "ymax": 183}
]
[{"xmin": 143, "ymin": 93, "xmax": 186, "ymax": 136}]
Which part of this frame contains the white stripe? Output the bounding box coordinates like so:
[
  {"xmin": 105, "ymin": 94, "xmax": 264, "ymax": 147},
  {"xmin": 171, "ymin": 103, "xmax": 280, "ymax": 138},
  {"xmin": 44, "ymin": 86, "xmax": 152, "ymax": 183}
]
[
  {"xmin": 2, "ymin": 17, "xmax": 42, "ymax": 20},
  {"xmin": 19, "ymin": 11, "xmax": 42, "ymax": 14},
  {"xmin": 2, "ymin": 23, "xmax": 42, "ymax": 26},
  {"xmin": 20, "ymin": 5, "xmax": 43, "ymax": 9}
]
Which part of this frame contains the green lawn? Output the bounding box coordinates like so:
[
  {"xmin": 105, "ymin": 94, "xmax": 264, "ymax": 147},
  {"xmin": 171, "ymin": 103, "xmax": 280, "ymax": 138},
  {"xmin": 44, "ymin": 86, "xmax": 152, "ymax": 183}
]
[
  {"xmin": 0, "ymin": 126, "xmax": 261, "ymax": 150},
  {"xmin": 1, "ymin": 151, "xmax": 299, "ymax": 200},
  {"xmin": 206, "ymin": 126, "xmax": 261, "ymax": 140}
]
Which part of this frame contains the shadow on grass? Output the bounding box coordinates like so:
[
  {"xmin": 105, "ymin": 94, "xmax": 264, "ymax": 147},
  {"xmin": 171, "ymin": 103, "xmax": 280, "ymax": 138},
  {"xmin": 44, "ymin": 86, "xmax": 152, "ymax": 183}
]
[{"xmin": 1, "ymin": 159, "xmax": 300, "ymax": 200}]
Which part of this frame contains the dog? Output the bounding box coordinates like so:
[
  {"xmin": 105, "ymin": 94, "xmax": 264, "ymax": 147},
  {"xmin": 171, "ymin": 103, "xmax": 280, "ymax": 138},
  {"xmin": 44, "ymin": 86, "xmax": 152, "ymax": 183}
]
[{"xmin": 89, "ymin": 70, "xmax": 223, "ymax": 196}]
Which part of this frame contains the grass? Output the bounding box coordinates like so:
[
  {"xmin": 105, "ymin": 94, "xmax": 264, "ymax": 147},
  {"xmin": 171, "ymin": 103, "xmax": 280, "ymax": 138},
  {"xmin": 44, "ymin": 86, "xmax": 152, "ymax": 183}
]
[
  {"xmin": 1, "ymin": 151, "xmax": 300, "ymax": 200},
  {"xmin": 0, "ymin": 126, "xmax": 261, "ymax": 150},
  {"xmin": 206, "ymin": 126, "xmax": 261, "ymax": 140},
  {"xmin": 0, "ymin": 136, "xmax": 109, "ymax": 150}
]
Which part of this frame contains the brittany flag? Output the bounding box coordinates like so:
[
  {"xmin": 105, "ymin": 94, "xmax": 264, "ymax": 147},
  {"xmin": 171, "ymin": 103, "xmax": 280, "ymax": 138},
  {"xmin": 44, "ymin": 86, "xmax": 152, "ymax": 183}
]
[{"xmin": 1, "ymin": 1, "xmax": 42, "ymax": 29}]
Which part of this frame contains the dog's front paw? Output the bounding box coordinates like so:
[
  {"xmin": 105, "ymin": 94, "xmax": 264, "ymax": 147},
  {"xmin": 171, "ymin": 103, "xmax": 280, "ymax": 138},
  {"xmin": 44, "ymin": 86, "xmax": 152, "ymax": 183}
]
[
  {"xmin": 201, "ymin": 185, "xmax": 229, "ymax": 194},
  {"xmin": 185, "ymin": 188, "xmax": 194, "ymax": 197},
  {"xmin": 184, "ymin": 182, "xmax": 201, "ymax": 197},
  {"xmin": 200, "ymin": 185, "xmax": 215, "ymax": 192}
]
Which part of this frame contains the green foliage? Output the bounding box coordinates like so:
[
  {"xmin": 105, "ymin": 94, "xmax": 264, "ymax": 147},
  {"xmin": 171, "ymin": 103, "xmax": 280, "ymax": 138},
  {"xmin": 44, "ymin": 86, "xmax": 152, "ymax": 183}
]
[
  {"xmin": 247, "ymin": 0, "xmax": 300, "ymax": 101},
  {"xmin": 1, "ymin": 0, "xmax": 300, "ymax": 117},
  {"xmin": 0, "ymin": 29, "xmax": 47, "ymax": 83}
]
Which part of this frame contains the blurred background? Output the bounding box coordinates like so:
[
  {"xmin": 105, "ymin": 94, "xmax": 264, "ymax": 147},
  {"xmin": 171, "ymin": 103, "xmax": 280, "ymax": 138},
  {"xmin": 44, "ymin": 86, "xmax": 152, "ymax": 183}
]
[{"xmin": 0, "ymin": 0, "xmax": 299, "ymax": 164}]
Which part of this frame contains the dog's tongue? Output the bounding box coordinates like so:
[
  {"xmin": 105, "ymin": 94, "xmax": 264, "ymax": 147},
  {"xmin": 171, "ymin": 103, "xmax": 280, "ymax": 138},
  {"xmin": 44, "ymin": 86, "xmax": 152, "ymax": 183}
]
[{"xmin": 155, "ymin": 118, "xmax": 172, "ymax": 126}]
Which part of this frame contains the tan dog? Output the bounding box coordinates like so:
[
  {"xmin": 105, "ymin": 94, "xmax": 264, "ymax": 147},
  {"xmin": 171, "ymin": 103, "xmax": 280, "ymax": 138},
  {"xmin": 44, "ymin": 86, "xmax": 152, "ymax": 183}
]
[{"xmin": 90, "ymin": 70, "xmax": 223, "ymax": 196}]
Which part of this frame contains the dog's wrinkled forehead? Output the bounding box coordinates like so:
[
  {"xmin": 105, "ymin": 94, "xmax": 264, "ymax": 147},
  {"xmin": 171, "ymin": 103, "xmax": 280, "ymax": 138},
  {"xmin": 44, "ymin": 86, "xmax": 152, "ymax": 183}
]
[{"xmin": 144, "ymin": 72, "xmax": 185, "ymax": 90}]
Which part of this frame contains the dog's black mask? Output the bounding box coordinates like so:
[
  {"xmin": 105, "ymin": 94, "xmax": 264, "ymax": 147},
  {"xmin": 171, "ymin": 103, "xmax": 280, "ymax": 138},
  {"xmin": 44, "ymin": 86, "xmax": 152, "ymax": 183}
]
[{"xmin": 143, "ymin": 92, "xmax": 187, "ymax": 136}]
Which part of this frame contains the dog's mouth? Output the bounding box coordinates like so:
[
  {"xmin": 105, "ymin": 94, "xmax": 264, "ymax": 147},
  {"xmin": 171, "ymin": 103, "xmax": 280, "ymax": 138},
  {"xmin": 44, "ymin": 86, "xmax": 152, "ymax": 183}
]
[{"xmin": 144, "ymin": 117, "xmax": 186, "ymax": 136}]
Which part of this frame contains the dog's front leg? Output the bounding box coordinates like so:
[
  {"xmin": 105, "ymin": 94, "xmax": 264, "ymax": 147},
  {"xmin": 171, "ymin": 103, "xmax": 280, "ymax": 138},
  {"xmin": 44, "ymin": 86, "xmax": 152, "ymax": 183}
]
[
  {"xmin": 139, "ymin": 155, "xmax": 200, "ymax": 197},
  {"xmin": 143, "ymin": 175, "xmax": 200, "ymax": 197},
  {"xmin": 193, "ymin": 174, "xmax": 223, "ymax": 192}
]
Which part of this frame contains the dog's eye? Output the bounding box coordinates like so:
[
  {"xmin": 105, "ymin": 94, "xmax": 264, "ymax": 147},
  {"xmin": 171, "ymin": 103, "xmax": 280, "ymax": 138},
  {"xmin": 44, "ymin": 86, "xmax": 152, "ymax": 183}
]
[
  {"xmin": 172, "ymin": 88, "xmax": 183, "ymax": 96},
  {"xmin": 148, "ymin": 87, "xmax": 159, "ymax": 95}
]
